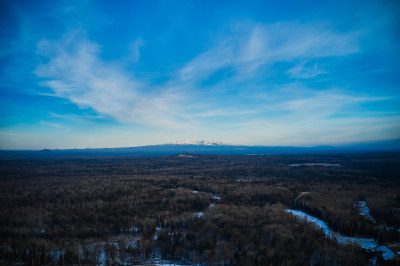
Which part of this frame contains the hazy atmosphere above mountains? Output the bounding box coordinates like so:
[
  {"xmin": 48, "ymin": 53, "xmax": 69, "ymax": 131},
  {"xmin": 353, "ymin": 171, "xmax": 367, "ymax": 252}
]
[{"xmin": 0, "ymin": 0, "xmax": 399, "ymax": 149}]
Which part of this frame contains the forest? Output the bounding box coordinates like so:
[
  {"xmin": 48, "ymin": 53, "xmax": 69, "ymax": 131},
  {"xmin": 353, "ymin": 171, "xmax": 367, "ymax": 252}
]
[{"xmin": 0, "ymin": 152, "xmax": 399, "ymax": 265}]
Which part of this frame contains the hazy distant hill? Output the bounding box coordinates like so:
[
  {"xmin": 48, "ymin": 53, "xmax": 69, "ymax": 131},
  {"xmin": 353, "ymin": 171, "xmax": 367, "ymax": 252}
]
[{"xmin": 1, "ymin": 139, "xmax": 399, "ymax": 159}]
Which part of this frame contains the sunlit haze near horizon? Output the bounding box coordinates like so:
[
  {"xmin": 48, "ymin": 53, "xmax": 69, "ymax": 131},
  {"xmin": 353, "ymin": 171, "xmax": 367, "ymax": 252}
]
[{"xmin": 1, "ymin": 0, "xmax": 399, "ymax": 150}]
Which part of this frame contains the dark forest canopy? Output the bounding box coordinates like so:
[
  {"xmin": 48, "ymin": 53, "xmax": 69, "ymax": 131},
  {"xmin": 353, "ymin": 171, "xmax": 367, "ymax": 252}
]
[{"xmin": 0, "ymin": 153, "xmax": 399, "ymax": 265}]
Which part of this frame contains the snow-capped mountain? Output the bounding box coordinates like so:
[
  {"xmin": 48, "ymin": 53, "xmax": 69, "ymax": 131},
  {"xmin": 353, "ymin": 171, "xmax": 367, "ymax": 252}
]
[
  {"xmin": 3, "ymin": 139, "xmax": 399, "ymax": 159},
  {"xmin": 172, "ymin": 140, "xmax": 225, "ymax": 146}
]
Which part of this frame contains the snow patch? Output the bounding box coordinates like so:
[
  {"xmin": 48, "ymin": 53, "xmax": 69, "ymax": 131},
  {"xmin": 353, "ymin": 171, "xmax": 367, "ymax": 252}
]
[
  {"xmin": 211, "ymin": 194, "xmax": 221, "ymax": 200},
  {"xmin": 354, "ymin": 201, "xmax": 376, "ymax": 223},
  {"xmin": 193, "ymin": 212, "xmax": 204, "ymax": 218},
  {"xmin": 289, "ymin": 163, "xmax": 341, "ymax": 167},
  {"xmin": 375, "ymin": 245, "xmax": 396, "ymax": 260},
  {"xmin": 172, "ymin": 140, "xmax": 225, "ymax": 146}
]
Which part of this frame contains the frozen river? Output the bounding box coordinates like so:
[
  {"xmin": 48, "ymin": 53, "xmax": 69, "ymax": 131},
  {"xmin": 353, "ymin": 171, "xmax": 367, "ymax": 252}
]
[{"xmin": 286, "ymin": 209, "xmax": 396, "ymax": 261}]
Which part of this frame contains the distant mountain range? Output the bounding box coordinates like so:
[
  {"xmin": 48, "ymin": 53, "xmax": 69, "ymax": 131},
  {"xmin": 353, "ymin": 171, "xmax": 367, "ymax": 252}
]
[
  {"xmin": 171, "ymin": 140, "xmax": 226, "ymax": 146},
  {"xmin": 1, "ymin": 139, "xmax": 399, "ymax": 159}
]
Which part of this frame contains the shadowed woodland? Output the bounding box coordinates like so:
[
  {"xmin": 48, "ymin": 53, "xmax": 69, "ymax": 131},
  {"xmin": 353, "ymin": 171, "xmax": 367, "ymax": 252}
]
[{"xmin": 0, "ymin": 153, "xmax": 399, "ymax": 265}]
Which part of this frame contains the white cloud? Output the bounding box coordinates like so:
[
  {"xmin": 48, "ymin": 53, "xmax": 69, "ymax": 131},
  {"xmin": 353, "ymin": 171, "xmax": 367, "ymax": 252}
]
[
  {"xmin": 277, "ymin": 90, "xmax": 385, "ymax": 115},
  {"xmin": 192, "ymin": 108, "xmax": 257, "ymax": 118},
  {"xmin": 234, "ymin": 115, "xmax": 400, "ymax": 146},
  {"xmin": 40, "ymin": 121, "xmax": 63, "ymax": 128},
  {"xmin": 287, "ymin": 62, "xmax": 326, "ymax": 78},
  {"xmin": 34, "ymin": 24, "xmax": 360, "ymax": 130},
  {"xmin": 178, "ymin": 22, "xmax": 359, "ymax": 82},
  {"xmin": 178, "ymin": 40, "xmax": 235, "ymax": 81},
  {"xmin": 32, "ymin": 24, "xmax": 388, "ymax": 147},
  {"xmin": 35, "ymin": 30, "xmax": 186, "ymax": 128},
  {"xmin": 128, "ymin": 38, "xmax": 145, "ymax": 63},
  {"xmin": 229, "ymin": 87, "xmax": 398, "ymax": 146}
]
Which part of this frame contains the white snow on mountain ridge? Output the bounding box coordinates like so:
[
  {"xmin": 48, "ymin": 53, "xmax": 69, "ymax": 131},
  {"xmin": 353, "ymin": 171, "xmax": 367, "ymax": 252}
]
[{"xmin": 171, "ymin": 140, "xmax": 226, "ymax": 146}]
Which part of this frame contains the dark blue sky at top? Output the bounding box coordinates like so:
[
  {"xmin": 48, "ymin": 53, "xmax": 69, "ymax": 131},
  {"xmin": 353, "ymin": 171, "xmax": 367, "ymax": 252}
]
[{"xmin": 0, "ymin": 0, "xmax": 399, "ymax": 149}]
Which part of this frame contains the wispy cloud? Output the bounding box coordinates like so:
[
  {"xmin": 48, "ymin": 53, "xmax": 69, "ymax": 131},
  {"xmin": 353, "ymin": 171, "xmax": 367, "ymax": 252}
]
[
  {"xmin": 35, "ymin": 30, "xmax": 186, "ymax": 128},
  {"xmin": 273, "ymin": 89, "xmax": 386, "ymax": 116},
  {"xmin": 177, "ymin": 22, "xmax": 359, "ymax": 83},
  {"xmin": 192, "ymin": 108, "xmax": 257, "ymax": 118},
  {"xmin": 48, "ymin": 112, "xmax": 105, "ymax": 120},
  {"xmin": 234, "ymin": 115, "xmax": 400, "ymax": 146},
  {"xmin": 287, "ymin": 62, "xmax": 326, "ymax": 78},
  {"xmin": 229, "ymin": 87, "xmax": 398, "ymax": 145},
  {"xmin": 32, "ymin": 23, "xmax": 393, "ymax": 147},
  {"xmin": 2, "ymin": 0, "xmax": 399, "ymax": 150},
  {"xmin": 40, "ymin": 120, "xmax": 63, "ymax": 128},
  {"xmin": 128, "ymin": 38, "xmax": 145, "ymax": 63}
]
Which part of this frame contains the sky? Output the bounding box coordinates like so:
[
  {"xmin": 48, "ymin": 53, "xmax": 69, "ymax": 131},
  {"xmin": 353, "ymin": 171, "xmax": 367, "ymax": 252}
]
[{"xmin": 0, "ymin": 0, "xmax": 399, "ymax": 149}]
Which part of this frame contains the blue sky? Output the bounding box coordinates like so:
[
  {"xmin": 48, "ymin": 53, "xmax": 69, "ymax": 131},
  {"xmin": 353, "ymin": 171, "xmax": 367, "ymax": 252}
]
[{"xmin": 0, "ymin": 0, "xmax": 399, "ymax": 149}]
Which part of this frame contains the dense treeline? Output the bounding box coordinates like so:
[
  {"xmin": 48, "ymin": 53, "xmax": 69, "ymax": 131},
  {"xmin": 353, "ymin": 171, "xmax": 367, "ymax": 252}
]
[{"xmin": 0, "ymin": 153, "xmax": 399, "ymax": 265}]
